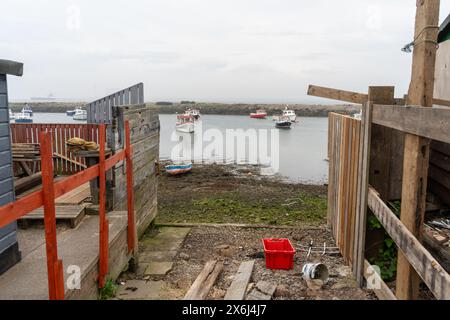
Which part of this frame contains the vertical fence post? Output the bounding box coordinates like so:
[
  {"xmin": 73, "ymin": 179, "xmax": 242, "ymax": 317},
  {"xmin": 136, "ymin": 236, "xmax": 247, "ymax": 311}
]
[
  {"xmin": 40, "ymin": 131, "xmax": 65, "ymax": 300},
  {"xmin": 98, "ymin": 124, "xmax": 109, "ymax": 288},
  {"xmin": 125, "ymin": 121, "xmax": 136, "ymax": 253},
  {"xmin": 353, "ymin": 102, "xmax": 373, "ymax": 286}
]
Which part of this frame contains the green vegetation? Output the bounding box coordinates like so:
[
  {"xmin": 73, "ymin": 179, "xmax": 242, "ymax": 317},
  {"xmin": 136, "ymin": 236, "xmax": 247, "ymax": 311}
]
[
  {"xmin": 368, "ymin": 200, "xmax": 401, "ymax": 281},
  {"xmin": 98, "ymin": 279, "xmax": 118, "ymax": 300},
  {"xmin": 158, "ymin": 191, "xmax": 327, "ymax": 226}
]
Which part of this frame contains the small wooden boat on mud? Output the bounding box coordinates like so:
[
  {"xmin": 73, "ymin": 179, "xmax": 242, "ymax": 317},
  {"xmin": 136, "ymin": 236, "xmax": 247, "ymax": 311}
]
[
  {"xmin": 275, "ymin": 116, "xmax": 292, "ymax": 129},
  {"xmin": 165, "ymin": 163, "xmax": 193, "ymax": 175},
  {"xmin": 176, "ymin": 114, "xmax": 195, "ymax": 133},
  {"xmin": 250, "ymin": 109, "xmax": 267, "ymax": 119}
]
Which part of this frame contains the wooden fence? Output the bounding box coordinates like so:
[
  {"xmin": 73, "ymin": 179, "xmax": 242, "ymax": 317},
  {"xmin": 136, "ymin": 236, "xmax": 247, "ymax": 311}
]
[
  {"xmin": 328, "ymin": 103, "xmax": 450, "ymax": 300},
  {"xmin": 327, "ymin": 113, "xmax": 361, "ymax": 266},
  {"xmin": 10, "ymin": 124, "xmax": 100, "ymax": 175}
]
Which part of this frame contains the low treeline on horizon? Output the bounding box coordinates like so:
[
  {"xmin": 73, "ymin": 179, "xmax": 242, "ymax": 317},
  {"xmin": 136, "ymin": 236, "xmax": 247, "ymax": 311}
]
[{"xmin": 9, "ymin": 101, "xmax": 360, "ymax": 117}]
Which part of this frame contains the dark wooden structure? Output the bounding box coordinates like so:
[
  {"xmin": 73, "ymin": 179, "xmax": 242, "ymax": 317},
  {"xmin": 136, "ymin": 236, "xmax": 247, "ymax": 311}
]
[{"xmin": 0, "ymin": 59, "xmax": 23, "ymax": 275}]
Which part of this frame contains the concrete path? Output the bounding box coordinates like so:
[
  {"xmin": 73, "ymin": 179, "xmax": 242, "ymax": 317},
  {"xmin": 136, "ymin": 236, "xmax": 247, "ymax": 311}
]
[{"xmin": 116, "ymin": 227, "xmax": 191, "ymax": 300}]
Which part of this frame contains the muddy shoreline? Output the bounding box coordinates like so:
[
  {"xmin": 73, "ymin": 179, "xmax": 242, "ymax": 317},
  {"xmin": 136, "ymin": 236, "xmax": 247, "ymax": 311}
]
[{"xmin": 157, "ymin": 163, "xmax": 328, "ymax": 226}]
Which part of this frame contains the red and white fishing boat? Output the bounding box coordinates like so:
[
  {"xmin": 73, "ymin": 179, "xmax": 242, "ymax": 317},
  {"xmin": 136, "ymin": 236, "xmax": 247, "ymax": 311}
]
[
  {"xmin": 176, "ymin": 114, "xmax": 195, "ymax": 133},
  {"xmin": 185, "ymin": 108, "xmax": 201, "ymax": 120},
  {"xmin": 250, "ymin": 109, "xmax": 267, "ymax": 119}
]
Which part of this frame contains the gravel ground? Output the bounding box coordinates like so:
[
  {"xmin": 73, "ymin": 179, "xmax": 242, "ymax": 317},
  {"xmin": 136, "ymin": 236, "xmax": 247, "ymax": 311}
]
[{"xmin": 159, "ymin": 225, "xmax": 375, "ymax": 300}]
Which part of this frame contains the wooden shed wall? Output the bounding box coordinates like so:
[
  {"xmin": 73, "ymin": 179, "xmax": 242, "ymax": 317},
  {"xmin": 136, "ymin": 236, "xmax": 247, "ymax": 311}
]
[{"xmin": 111, "ymin": 105, "xmax": 160, "ymax": 237}]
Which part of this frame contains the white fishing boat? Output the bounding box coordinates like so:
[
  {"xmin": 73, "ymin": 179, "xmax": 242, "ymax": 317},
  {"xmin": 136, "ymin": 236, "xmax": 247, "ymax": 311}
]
[
  {"xmin": 73, "ymin": 109, "xmax": 87, "ymax": 121},
  {"xmin": 185, "ymin": 108, "xmax": 201, "ymax": 120},
  {"xmin": 282, "ymin": 107, "xmax": 297, "ymax": 122},
  {"xmin": 176, "ymin": 114, "xmax": 195, "ymax": 133},
  {"xmin": 22, "ymin": 105, "xmax": 33, "ymax": 116},
  {"xmin": 15, "ymin": 112, "xmax": 33, "ymax": 123},
  {"xmin": 66, "ymin": 107, "xmax": 83, "ymax": 116},
  {"xmin": 275, "ymin": 115, "xmax": 292, "ymax": 129},
  {"xmin": 9, "ymin": 110, "xmax": 16, "ymax": 120}
]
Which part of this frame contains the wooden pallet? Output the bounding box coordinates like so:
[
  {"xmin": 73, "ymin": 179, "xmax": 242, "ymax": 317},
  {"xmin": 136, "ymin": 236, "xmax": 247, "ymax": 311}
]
[
  {"xmin": 55, "ymin": 183, "xmax": 91, "ymax": 206},
  {"xmin": 19, "ymin": 205, "xmax": 86, "ymax": 228}
]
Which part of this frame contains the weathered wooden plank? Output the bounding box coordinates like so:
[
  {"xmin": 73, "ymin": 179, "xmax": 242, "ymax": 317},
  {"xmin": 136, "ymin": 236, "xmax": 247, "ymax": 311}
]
[
  {"xmin": 184, "ymin": 260, "xmax": 223, "ymax": 300},
  {"xmin": 224, "ymin": 261, "xmax": 254, "ymax": 300},
  {"xmin": 308, "ymin": 85, "xmax": 367, "ymax": 104},
  {"xmin": 430, "ymin": 149, "xmax": 450, "ymax": 175},
  {"xmin": 428, "ymin": 179, "xmax": 450, "ymax": 206},
  {"xmin": 372, "ymin": 104, "xmax": 450, "ymax": 144},
  {"xmin": 368, "ymin": 187, "xmax": 450, "ymax": 300},
  {"xmin": 433, "ymin": 98, "xmax": 450, "ymax": 107},
  {"xmin": 363, "ymin": 260, "xmax": 397, "ymax": 300},
  {"xmin": 396, "ymin": 0, "xmax": 440, "ymax": 300},
  {"xmin": 431, "ymin": 140, "xmax": 450, "ymax": 157},
  {"xmin": 429, "ymin": 164, "xmax": 450, "ymax": 190},
  {"xmin": 55, "ymin": 183, "xmax": 91, "ymax": 206},
  {"xmin": 353, "ymin": 102, "xmax": 372, "ymax": 285},
  {"xmin": 246, "ymin": 281, "xmax": 277, "ymax": 301}
]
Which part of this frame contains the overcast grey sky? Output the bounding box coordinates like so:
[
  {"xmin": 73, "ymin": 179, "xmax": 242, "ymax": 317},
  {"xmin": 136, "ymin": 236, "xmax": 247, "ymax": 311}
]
[{"xmin": 2, "ymin": 0, "xmax": 449, "ymax": 103}]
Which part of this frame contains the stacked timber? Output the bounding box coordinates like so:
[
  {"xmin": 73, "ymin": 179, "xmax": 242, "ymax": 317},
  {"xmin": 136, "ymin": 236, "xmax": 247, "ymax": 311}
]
[{"xmin": 12, "ymin": 143, "xmax": 40, "ymax": 161}]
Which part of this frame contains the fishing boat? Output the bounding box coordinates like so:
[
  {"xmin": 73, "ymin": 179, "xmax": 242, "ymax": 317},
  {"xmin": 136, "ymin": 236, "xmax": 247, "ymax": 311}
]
[
  {"xmin": 185, "ymin": 108, "xmax": 201, "ymax": 120},
  {"xmin": 165, "ymin": 163, "xmax": 193, "ymax": 175},
  {"xmin": 21, "ymin": 105, "xmax": 33, "ymax": 116},
  {"xmin": 282, "ymin": 107, "xmax": 297, "ymax": 122},
  {"xmin": 9, "ymin": 110, "xmax": 16, "ymax": 120},
  {"xmin": 73, "ymin": 109, "xmax": 87, "ymax": 121},
  {"xmin": 275, "ymin": 116, "xmax": 292, "ymax": 129},
  {"xmin": 250, "ymin": 109, "xmax": 267, "ymax": 119},
  {"xmin": 66, "ymin": 107, "xmax": 83, "ymax": 116},
  {"xmin": 15, "ymin": 112, "xmax": 33, "ymax": 123},
  {"xmin": 176, "ymin": 114, "xmax": 195, "ymax": 133}
]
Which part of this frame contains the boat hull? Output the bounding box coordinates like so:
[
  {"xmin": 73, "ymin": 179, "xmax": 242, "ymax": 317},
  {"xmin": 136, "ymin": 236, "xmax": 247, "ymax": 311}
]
[
  {"xmin": 73, "ymin": 115, "xmax": 87, "ymax": 120},
  {"xmin": 250, "ymin": 114, "xmax": 267, "ymax": 119},
  {"xmin": 176, "ymin": 123, "xmax": 195, "ymax": 133},
  {"xmin": 15, "ymin": 118, "xmax": 33, "ymax": 123},
  {"xmin": 275, "ymin": 121, "xmax": 291, "ymax": 129},
  {"xmin": 165, "ymin": 164, "xmax": 193, "ymax": 175}
]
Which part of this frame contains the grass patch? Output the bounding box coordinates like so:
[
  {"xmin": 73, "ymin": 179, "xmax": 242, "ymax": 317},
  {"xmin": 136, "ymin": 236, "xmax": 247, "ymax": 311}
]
[{"xmin": 98, "ymin": 279, "xmax": 118, "ymax": 300}]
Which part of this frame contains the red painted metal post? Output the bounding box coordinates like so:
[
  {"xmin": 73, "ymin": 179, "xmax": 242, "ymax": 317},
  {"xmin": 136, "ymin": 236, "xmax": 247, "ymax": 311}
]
[
  {"xmin": 98, "ymin": 124, "xmax": 109, "ymax": 288},
  {"xmin": 125, "ymin": 121, "xmax": 136, "ymax": 253},
  {"xmin": 40, "ymin": 131, "xmax": 65, "ymax": 300}
]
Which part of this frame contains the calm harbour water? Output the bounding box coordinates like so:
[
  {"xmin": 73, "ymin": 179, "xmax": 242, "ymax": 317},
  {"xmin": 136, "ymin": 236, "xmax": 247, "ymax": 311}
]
[{"xmin": 26, "ymin": 113, "xmax": 329, "ymax": 184}]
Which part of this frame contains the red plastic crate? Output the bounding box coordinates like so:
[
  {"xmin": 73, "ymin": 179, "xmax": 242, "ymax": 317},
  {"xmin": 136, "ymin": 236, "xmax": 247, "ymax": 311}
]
[{"xmin": 262, "ymin": 238, "xmax": 296, "ymax": 270}]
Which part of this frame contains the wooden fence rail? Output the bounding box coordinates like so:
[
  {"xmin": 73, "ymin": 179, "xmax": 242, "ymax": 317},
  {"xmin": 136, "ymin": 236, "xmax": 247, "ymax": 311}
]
[
  {"xmin": 0, "ymin": 122, "xmax": 135, "ymax": 300},
  {"xmin": 10, "ymin": 124, "xmax": 100, "ymax": 176}
]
